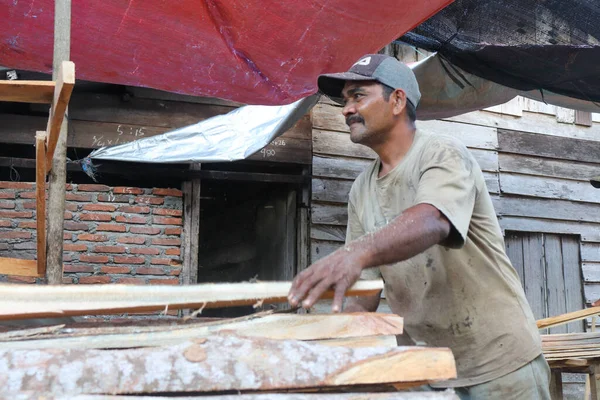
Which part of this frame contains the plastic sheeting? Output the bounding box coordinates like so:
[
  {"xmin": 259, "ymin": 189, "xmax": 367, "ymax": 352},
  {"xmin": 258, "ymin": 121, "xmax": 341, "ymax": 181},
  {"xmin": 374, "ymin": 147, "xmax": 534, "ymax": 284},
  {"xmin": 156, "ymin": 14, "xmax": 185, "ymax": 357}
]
[{"xmin": 0, "ymin": 0, "xmax": 452, "ymax": 105}]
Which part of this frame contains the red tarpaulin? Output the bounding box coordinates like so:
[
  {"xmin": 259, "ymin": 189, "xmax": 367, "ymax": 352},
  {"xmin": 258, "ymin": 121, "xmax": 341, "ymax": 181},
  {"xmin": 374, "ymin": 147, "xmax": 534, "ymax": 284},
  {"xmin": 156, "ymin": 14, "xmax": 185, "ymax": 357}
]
[{"xmin": 0, "ymin": 0, "xmax": 451, "ymax": 105}]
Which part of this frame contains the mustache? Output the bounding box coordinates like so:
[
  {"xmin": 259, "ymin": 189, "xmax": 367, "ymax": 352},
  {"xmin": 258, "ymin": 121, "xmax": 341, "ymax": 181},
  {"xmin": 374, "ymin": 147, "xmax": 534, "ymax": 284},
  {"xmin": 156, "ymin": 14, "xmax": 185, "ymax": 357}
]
[{"xmin": 346, "ymin": 115, "xmax": 364, "ymax": 127}]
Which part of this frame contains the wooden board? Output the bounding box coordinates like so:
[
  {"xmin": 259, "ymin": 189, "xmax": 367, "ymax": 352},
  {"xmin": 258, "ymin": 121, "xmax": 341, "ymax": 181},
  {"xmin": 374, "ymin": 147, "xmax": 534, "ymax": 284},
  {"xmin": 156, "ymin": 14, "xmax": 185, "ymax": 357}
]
[
  {"xmin": 545, "ymin": 235, "xmax": 568, "ymax": 334},
  {"xmin": 311, "ymin": 241, "xmax": 343, "ymax": 263},
  {"xmin": 498, "ymin": 153, "xmax": 600, "ymax": 182},
  {"xmin": 45, "ymin": 61, "xmax": 75, "ymax": 171},
  {"xmin": 312, "ymin": 129, "xmax": 376, "ymax": 159},
  {"xmin": 312, "ymin": 203, "xmax": 348, "ymax": 226},
  {"xmin": 0, "ymin": 258, "xmax": 42, "ymax": 277},
  {"xmin": 44, "ymin": 393, "xmax": 461, "ymax": 400},
  {"xmin": 499, "ymin": 173, "xmax": 599, "ymax": 204},
  {"xmin": 0, "ymin": 80, "xmax": 55, "ymax": 103},
  {"xmin": 0, "ymin": 313, "xmax": 403, "ymax": 350},
  {"xmin": 35, "ymin": 132, "xmax": 47, "ymax": 275},
  {"xmin": 523, "ymin": 233, "xmax": 546, "ymax": 320},
  {"xmin": 583, "ymin": 244, "xmax": 600, "ymax": 262},
  {"xmin": 492, "ymin": 196, "xmax": 600, "ymax": 224},
  {"xmin": 538, "ymin": 307, "xmax": 600, "ymax": 330},
  {"xmin": 0, "ymin": 280, "xmax": 384, "ymax": 320},
  {"xmin": 562, "ymin": 236, "xmax": 585, "ymax": 333},
  {"xmin": 0, "ymin": 336, "xmax": 456, "ymax": 395},
  {"xmin": 498, "ymin": 216, "xmax": 600, "ymax": 242},
  {"xmin": 311, "ymin": 225, "xmax": 346, "ymax": 243},
  {"xmin": 504, "ymin": 233, "xmax": 525, "ymax": 284}
]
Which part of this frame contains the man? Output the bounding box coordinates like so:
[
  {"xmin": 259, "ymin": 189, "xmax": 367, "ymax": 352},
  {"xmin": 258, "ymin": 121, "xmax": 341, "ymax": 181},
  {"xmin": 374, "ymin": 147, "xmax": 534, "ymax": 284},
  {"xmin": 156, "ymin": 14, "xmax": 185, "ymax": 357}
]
[{"xmin": 288, "ymin": 54, "xmax": 550, "ymax": 399}]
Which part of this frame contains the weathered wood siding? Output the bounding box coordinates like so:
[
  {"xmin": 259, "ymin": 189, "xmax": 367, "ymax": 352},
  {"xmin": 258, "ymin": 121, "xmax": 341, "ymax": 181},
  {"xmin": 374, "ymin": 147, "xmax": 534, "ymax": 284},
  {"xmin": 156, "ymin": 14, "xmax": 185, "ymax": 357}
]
[{"xmin": 310, "ymin": 98, "xmax": 600, "ymax": 316}]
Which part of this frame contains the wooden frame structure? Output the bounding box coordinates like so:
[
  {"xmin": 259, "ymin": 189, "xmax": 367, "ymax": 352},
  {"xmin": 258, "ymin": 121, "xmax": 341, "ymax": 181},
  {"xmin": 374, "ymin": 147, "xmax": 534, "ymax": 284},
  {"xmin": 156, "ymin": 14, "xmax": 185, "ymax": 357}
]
[{"xmin": 0, "ymin": 61, "xmax": 75, "ymax": 278}]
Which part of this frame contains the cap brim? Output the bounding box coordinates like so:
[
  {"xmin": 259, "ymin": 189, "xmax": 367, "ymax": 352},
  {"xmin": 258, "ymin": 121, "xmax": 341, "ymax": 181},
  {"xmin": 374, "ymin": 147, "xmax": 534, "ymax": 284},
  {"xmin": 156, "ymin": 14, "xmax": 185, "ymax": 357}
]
[
  {"xmin": 317, "ymin": 72, "xmax": 376, "ymax": 101},
  {"xmin": 591, "ymin": 176, "xmax": 600, "ymax": 188}
]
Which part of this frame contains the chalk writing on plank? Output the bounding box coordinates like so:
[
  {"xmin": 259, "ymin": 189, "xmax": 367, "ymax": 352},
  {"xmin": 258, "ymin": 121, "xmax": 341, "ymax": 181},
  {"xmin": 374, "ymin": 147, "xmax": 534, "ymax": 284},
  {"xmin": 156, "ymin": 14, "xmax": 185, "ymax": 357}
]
[
  {"xmin": 91, "ymin": 126, "xmax": 147, "ymax": 147},
  {"xmin": 259, "ymin": 139, "xmax": 287, "ymax": 158}
]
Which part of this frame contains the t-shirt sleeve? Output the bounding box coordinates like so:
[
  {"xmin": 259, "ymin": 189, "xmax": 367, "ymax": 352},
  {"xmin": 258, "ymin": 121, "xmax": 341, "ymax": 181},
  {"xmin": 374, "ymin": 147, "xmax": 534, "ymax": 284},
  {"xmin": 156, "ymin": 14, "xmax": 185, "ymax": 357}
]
[
  {"xmin": 347, "ymin": 192, "xmax": 382, "ymax": 280},
  {"xmin": 414, "ymin": 137, "xmax": 477, "ymax": 249}
]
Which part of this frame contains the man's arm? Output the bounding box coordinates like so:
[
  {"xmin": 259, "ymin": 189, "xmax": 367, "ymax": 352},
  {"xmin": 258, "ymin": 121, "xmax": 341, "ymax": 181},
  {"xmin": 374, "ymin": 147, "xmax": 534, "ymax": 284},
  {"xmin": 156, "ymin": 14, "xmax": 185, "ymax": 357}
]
[{"xmin": 288, "ymin": 203, "xmax": 451, "ymax": 312}]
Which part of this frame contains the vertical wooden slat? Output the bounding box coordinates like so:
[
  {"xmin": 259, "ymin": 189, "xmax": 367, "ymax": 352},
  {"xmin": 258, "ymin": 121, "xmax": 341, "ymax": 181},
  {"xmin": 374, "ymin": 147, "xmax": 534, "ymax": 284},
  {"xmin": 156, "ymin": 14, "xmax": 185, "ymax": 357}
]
[
  {"xmin": 563, "ymin": 236, "xmax": 584, "ymax": 333},
  {"xmin": 523, "ymin": 233, "xmax": 546, "ymax": 321},
  {"xmin": 575, "ymin": 110, "xmax": 593, "ymax": 127},
  {"xmin": 545, "ymin": 234, "xmax": 567, "ymax": 334},
  {"xmin": 284, "ymin": 190, "xmax": 297, "ymax": 281},
  {"xmin": 505, "ymin": 232, "xmax": 525, "ymax": 284},
  {"xmin": 182, "ymin": 169, "xmax": 201, "ymax": 286},
  {"xmin": 35, "ymin": 132, "xmax": 47, "ymax": 276}
]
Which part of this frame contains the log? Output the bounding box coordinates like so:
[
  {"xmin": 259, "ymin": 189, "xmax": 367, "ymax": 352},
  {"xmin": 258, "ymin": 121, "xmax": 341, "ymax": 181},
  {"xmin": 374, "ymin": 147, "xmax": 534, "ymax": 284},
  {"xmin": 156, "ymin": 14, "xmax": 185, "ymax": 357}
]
[
  {"xmin": 0, "ymin": 313, "xmax": 403, "ymax": 350},
  {"xmin": 0, "ymin": 336, "xmax": 456, "ymax": 395},
  {"xmin": 0, "ymin": 280, "xmax": 384, "ymax": 320}
]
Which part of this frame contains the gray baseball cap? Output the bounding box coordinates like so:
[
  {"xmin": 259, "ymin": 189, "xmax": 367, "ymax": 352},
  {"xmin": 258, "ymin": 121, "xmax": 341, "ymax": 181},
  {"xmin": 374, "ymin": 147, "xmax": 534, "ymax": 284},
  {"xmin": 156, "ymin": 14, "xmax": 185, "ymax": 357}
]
[{"xmin": 317, "ymin": 54, "xmax": 421, "ymax": 107}]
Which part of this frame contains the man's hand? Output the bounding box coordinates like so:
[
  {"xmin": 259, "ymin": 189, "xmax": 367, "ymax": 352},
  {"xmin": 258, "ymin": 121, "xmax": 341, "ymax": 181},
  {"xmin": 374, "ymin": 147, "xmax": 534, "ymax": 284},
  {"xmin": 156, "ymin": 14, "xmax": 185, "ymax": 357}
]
[{"xmin": 288, "ymin": 245, "xmax": 369, "ymax": 313}]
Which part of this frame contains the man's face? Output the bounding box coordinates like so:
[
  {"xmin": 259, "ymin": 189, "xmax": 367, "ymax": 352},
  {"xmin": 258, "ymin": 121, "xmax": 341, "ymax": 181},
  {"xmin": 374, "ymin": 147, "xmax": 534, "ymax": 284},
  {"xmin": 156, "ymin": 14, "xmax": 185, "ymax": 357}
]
[{"xmin": 341, "ymin": 81, "xmax": 396, "ymax": 146}]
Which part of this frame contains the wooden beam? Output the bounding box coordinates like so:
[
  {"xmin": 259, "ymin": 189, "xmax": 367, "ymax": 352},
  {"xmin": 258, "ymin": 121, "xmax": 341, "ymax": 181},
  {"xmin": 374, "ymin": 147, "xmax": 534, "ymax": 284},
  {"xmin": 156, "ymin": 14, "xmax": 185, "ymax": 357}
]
[
  {"xmin": 537, "ymin": 307, "xmax": 600, "ymax": 330},
  {"xmin": 0, "ymin": 258, "xmax": 42, "ymax": 277},
  {"xmin": 0, "ymin": 80, "xmax": 56, "ymax": 103},
  {"xmin": 35, "ymin": 132, "xmax": 47, "ymax": 276},
  {"xmin": 27, "ymin": 392, "xmax": 461, "ymax": 399},
  {"xmin": 0, "ymin": 335, "xmax": 456, "ymax": 395},
  {"xmin": 0, "ymin": 313, "xmax": 402, "ymax": 350},
  {"xmin": 45, "ymin": 60, "xmax": 75, "ymax": 171},
  {"xmin": 0, "ymin": 280, "xmax": 384, "ymax": 320},
  {"xmin": 182, "ymin": 165, "xmax": 201, "ymax": 285}
]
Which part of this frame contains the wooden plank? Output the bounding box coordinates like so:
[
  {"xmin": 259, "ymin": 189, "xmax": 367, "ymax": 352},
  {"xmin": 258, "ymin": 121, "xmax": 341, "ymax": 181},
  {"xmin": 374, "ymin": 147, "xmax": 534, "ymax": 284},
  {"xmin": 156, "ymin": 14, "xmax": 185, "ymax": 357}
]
[
  {"xmin": 523, "ymin": 233, "xmax": 546, "ymax": 320},
  {"xmin": 0, "ymin": 280, "xmax": 384, "ymax": 320},
  {"xmin": 562, "ymin": 236, "xmax": 585, "ymax": 333},
  {"xmin": 312, "ymin": 203, "xmax": 348, "ymax": 226},
  {"xmin": 313, "ymin": 129, "xmax": 376, "ymax": 159},
  {"xmin": 484, "ymin": 172, "xmax": 500, "ymax": 194},
  {"xmin": 522, "ymin": 98, "xmax": 557, "ymax": 115},
  {"xmin": 537, "ymin": 307, "xmax": 600, "ymax": 330},
  {"xmin": 583, "ymin": 244, "xmax": 600, "ymax": 262},
  {"xmin": 312, "ymin": 298, "xmax": 393, "ymax": 314},
  {"xmin": 313, "ymin": 156, "xmax": 372, "ymax": 180},
  {"xmin": 311, "ymin": 225, "xmax": 346, "ymax": 242},
  {"xmin": 35, "ymin": 132, "xmax": 47, "ymax": 276},
  {"xmin": 504, "ymin": 232, "xmax": 525, "ymax": 284},
  {"xmin": 492, "ymin": 196, "xmax": 600, "ymax": 224},
  {"xmin": 545, "ymin": 235, "xmax": 568, "ymax": 334},
  {"xmin": 0, "ymin": 258, "xmax": 42, "ymax": 277},
  {"xmin": 499, "ymin": 173, "xmax": 599, "ymax": 203},
  {"xmin": 484, "ymin": 97, "xmax": 523, "ymax": 117},
  {"xmin": 498, "ymin": 153, "xmax": 600, "ymax": 182},
  {"xmin": 583, "ymin": 263, "xmax": 600, "ymax": 282},
  {"xmin": 127, "ymin": 86, "xmax": 245, "ymax": 107},
  {"xmin": 312, "ymin": 178, "xmax": 353, "ymax": 204},
  {"xmin": 311, "ymin": 241, "xmax": 343, "ymax": 263},
  {"xmin": 182, "ymin": 177, "xmax": 200, "ymax": 286},
  {"xmin": 584, "ymin": 286, "xmax": 600, "ymax": 307},
  {"xmin": 0, "ymin": 80, "xmax": 56, "ymax": 103},
  {"xmin": 499, "ymin": 216, "xmax": 600, "ymax": 242},
  {"xmin": 0, "ymin": 313, "xmax": 403, "ymax": 350},
  {"xmin": 0, "ymin": 337, "xmax": 457, "ymax": 395},
  {"xmin": 470, "ymin": 149, "xmax": 499, "ymax": 173},
  {"xmin": 498, "ymin": 129, "xmax": 600, "ymax": 164},
  {"xmin": 575, "ymin": 111, "xmax": 593, "ymax": 127},
  {"xmin": 44, "ymin": 393, "xmax": 461, "ymax": 400},
  {"xmin": 313, "ymin": 335, "xmax": 399, "ymax": 349},
  {"xmin": 45, "ymin": 60, "xmax": 75, "ymax": 171}
]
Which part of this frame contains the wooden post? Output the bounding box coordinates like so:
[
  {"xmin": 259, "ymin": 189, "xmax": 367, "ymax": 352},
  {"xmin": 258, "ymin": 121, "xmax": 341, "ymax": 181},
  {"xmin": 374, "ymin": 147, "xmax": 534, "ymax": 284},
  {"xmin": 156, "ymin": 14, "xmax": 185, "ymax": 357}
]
[
  {"xmin": 45, "ymin": 0, "xmax": 71, "ymax": 284},
  {"xmin": 182, "ymin": 164, "xmax": 201, "ymax": 285},
  {"xmin": 297, "ymin": 166, "xmax": 311, "ymax": 272},
  {"xmin": 35, "ymin": 132, "xmax": 47, "ymax": 276}
]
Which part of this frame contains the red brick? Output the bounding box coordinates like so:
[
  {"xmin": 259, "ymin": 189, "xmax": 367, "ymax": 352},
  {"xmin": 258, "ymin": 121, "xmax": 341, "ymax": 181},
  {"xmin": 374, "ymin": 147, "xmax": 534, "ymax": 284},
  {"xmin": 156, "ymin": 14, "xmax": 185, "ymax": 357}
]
[
  {"xmin": 136, "ymin": 267, "xmax": 166, "ymax": 275},
  {"xmin": 116, "ymin": 215, "xmax": 147, "ymax": 224},
  {"xmin": 64, "ymin": 211, "xmax": 73, "ymax": 220},
  {"xmin": 116, "ymin": 277, "xmax": 145, "ymax": 284},
  {"xmin": 64, "ymin": 233, "xmax": 73, "ymax": 241},
  {"xmin": 97, "ymin": 223, "xmax": 127, "ymax": 232},
  {"xmin": 0, "ymin": 220, "xmax": 12, "ymax": 228},
  {"xmin": 135, "ymin": 196, "xmax": 164, "ymax": 205},
  {"xmin": 79, "ymin": 255, "xmax": 110, "ymax": 263},
  {"xmin": 130, "ymin": 226, "xmax": 160, "ymax": 235},
  {"xmin": 0, "ymin": 231, "xmax": 31, "ymax": 239},
  {"xmin": 62, "ymin": 277, "xmax": 75, "ymax": 284},
  {"xmin": 80, "ymin": 213, "xmax": 112, "ymax": 222},
  {"xmin": 114, "ymin": 256, "xmax": 145, "ymax": 264},
  {"xmin": 64, "ymin": 264, "xmax": 95, "ymax": 273},
  {"xmin": 0, "ymin": 192, "xmax": 15, "ymax": 199},
  {"xmin": 66, "ymin": 193, "xmax": 92, "ymax": 202},
  {"xmin": 0, "ymin": 182, "xmax": 33, "ymax": 189},
  {"xmin": 153, "ymin": 216, "xmax": 182, "ymax": 226},
  {"xmin": 169, "ymin": 269, "xmax": 181, "ymax": 276},
  {"xmin": 78, "ymin": 184, "xmax": 110, "ymax": 192},
  {"xmin": 130, "ymin": 247, "xmax": 160, "ymax": 255},
  {"xmin": 65, "ymin": 184, "xmax": 73, "ymax": 190},
  {"xmin": 149, "ymin": 278, "xmax": 179, "ymax": 285},
  {"xmin": 0, "ymin": 210, "xmax": 33, "ymax": 218},
  {"xmin": 114, "ymin": 187, "xmax": 144, "ymax": 195},
  {"xmin": 64, "ymin": 243, "xmax": 88, "ymax": 252},
  {"xmin": 77, "ymin": 233, "xmax": 108, "ymax": 242},
  {"xmin": 118, "ymin": 205, "xmax": 150, "ymax": 214},
  {"xmin": 7, "ymin": 276, "xmax": 36, "ymax": 283},
  {"xmin": 153, "ymin": 208, "xmax": 182, "ymax": 217},
  {"xmin": 97, "ymin": 194, "xmax": 131, "ymax": 203},
  {"xmin": 101, "ymin": 266, "xmax": 131, "ymax": 274},
  {"xmin": 166, "ymin": 248, "xmax": 181, "ymax": 256},
  {"xmin": 18, "ymin": 221, "xmax": 36, "ymax": 229},
  {"xmin": 22, "ymin": 201, "xmax": 36, "ymax": 209},
  {"xmin": 64, "ymin": 222, "xmax": 90, "ymax": 231},
  {"xmin": 65, "ymin": 203, "xmax": 78, "ymax": 212},
  {"xmin": 18, "ymin": 191, "xmax": 36, "ymax": 199},
  {"xmin": 94, "ymin": 245, "xmax": 126, "ymax": 253},
  {"xmin": 152, "ymin": 188, "xmax": 183, "ymax": 197},
  {"xmin": 151, "ymin": 258, "xmax": 175, "ymax": 265},
  {"xmin": 117, "ymin": 236, "xmax": 146, "ymax": 245},
  {"xmin": 0, "ymin": 201, "xmax": 15, "ymax": 209},
  {"xmin": 152, "ymin": 238, "xmax": 181, "ymax": 246},
  {"xmin": 79, "ymin": 276, "xmax": 112, "ymax": 284},
  {"xmin": 164, "ymin": 227, "xmax": 182, "ymax": 235},
  {"xmin": 83, "ymin": 204, "xmax": 117, "ymax": 212}
]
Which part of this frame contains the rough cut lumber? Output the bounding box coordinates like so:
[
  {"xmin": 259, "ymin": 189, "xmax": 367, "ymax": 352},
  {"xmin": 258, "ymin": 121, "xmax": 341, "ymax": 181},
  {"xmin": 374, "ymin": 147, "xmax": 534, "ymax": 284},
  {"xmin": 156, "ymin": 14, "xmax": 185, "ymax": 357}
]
[
  {"xmin": 0, "ymin": 258, "xmax": 42, "ymax": 277},
  {"xmin": 0, "ymin": 80, "xmax": 56, "ymax": 103},
  {"xmin": 0, "ymin": 313, "xmax": 403, "ymax": 350},
  {"xmin": 0, "ymin": 280, "xmax": 384, "ymax": 320},
  {"xmin": 537, "ymin": 307, "xmax": 600, "ymax": 330},
  {"xmin": 0, "ymin": 336, "xmax": 456, "ymax": 395},
  {"xmin": 313, "ymin": 335, "xmax": 399, "ymax": 349},
  {"xmin": 35, "ymin": 131, "xmax": 47, "ymax": 276}
]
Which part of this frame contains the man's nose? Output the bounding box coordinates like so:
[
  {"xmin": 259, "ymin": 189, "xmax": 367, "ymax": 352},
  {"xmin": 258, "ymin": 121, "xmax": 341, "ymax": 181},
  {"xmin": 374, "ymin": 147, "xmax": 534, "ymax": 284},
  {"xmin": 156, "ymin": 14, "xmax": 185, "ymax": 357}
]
[{"xmin": 342, "ymin": 102, "xmax": 356, "ymax": 117}]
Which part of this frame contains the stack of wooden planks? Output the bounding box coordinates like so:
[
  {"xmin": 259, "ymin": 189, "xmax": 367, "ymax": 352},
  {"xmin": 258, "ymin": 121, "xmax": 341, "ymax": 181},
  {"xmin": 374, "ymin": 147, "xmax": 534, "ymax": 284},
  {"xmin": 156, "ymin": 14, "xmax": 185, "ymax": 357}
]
[
  {"xmin": 543, "ymin": 332, "xmax": 600, "ymax": 365},
  {"xmin": 0, "ymin": 281, "xmax": 458, "ymax": 399}
]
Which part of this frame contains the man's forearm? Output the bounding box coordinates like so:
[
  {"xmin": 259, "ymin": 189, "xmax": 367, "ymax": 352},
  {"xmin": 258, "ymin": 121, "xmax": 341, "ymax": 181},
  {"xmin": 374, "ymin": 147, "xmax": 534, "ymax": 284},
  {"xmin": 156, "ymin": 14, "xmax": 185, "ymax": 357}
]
[{"xmin": 349, "ymin": 203, "xmax": 450, "ymax": 271}]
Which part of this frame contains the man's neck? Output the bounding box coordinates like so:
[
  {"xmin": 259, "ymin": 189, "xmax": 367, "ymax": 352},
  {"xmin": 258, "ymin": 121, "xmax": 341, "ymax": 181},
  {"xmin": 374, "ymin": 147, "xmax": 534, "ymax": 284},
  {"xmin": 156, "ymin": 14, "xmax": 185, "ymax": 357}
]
[{"xmin": 373, "ymin": 127, "xmax": 416, "ymax": 178}]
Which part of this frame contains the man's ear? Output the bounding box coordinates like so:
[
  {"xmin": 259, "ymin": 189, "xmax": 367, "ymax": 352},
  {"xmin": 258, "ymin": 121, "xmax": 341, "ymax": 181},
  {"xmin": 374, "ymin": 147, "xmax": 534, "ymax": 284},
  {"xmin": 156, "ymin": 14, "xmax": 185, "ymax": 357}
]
[{"xmin": 392, "ymin": 89, "xmax": 407, "ymax": 116}]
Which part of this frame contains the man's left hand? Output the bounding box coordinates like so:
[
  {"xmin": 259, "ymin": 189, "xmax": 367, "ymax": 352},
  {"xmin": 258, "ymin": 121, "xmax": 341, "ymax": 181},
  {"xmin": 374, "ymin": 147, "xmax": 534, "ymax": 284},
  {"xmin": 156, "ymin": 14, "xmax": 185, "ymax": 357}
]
[{"xmin": 288, "ymin": 245, "xmax": 367, "ymax": 312}]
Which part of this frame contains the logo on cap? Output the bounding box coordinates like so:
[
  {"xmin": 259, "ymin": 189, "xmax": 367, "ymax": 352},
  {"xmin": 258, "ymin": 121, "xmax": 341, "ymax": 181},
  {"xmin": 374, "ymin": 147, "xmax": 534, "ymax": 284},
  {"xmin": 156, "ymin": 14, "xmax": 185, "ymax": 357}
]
[{"xmin": 353, "ymin": 57, "xmax": 371, "ymax": 67}]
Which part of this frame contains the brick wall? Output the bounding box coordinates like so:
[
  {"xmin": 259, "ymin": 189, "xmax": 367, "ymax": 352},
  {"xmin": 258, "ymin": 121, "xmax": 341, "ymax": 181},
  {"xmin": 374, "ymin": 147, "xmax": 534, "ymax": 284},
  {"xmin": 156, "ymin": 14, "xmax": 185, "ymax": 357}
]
[{"xmin": 0, "ymin": 182, "xmax": 184, "ymax": 285}]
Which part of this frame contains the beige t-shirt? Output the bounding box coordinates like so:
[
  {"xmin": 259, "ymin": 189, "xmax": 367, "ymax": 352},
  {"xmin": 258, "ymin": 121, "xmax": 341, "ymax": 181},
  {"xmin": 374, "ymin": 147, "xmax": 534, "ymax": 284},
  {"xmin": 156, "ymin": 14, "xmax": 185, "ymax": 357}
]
[{"xmin": 347, "ymin": 130, "xmax": 542, "ymax": 388}]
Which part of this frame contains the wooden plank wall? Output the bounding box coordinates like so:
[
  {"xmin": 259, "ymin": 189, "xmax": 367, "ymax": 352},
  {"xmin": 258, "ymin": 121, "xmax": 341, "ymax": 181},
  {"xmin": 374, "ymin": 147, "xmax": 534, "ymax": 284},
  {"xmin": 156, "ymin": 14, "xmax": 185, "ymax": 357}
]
[{"xmin": 310, "ymin": 97, "xmax": 600, "ymax": 315}]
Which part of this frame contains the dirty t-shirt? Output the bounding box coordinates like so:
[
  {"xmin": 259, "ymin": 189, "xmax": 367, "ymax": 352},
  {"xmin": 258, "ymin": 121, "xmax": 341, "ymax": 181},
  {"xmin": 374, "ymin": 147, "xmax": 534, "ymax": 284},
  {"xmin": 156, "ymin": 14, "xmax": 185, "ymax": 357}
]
[{"xmin": 347, "ymin": 130, "xmax": 542, "ymax": 388}]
